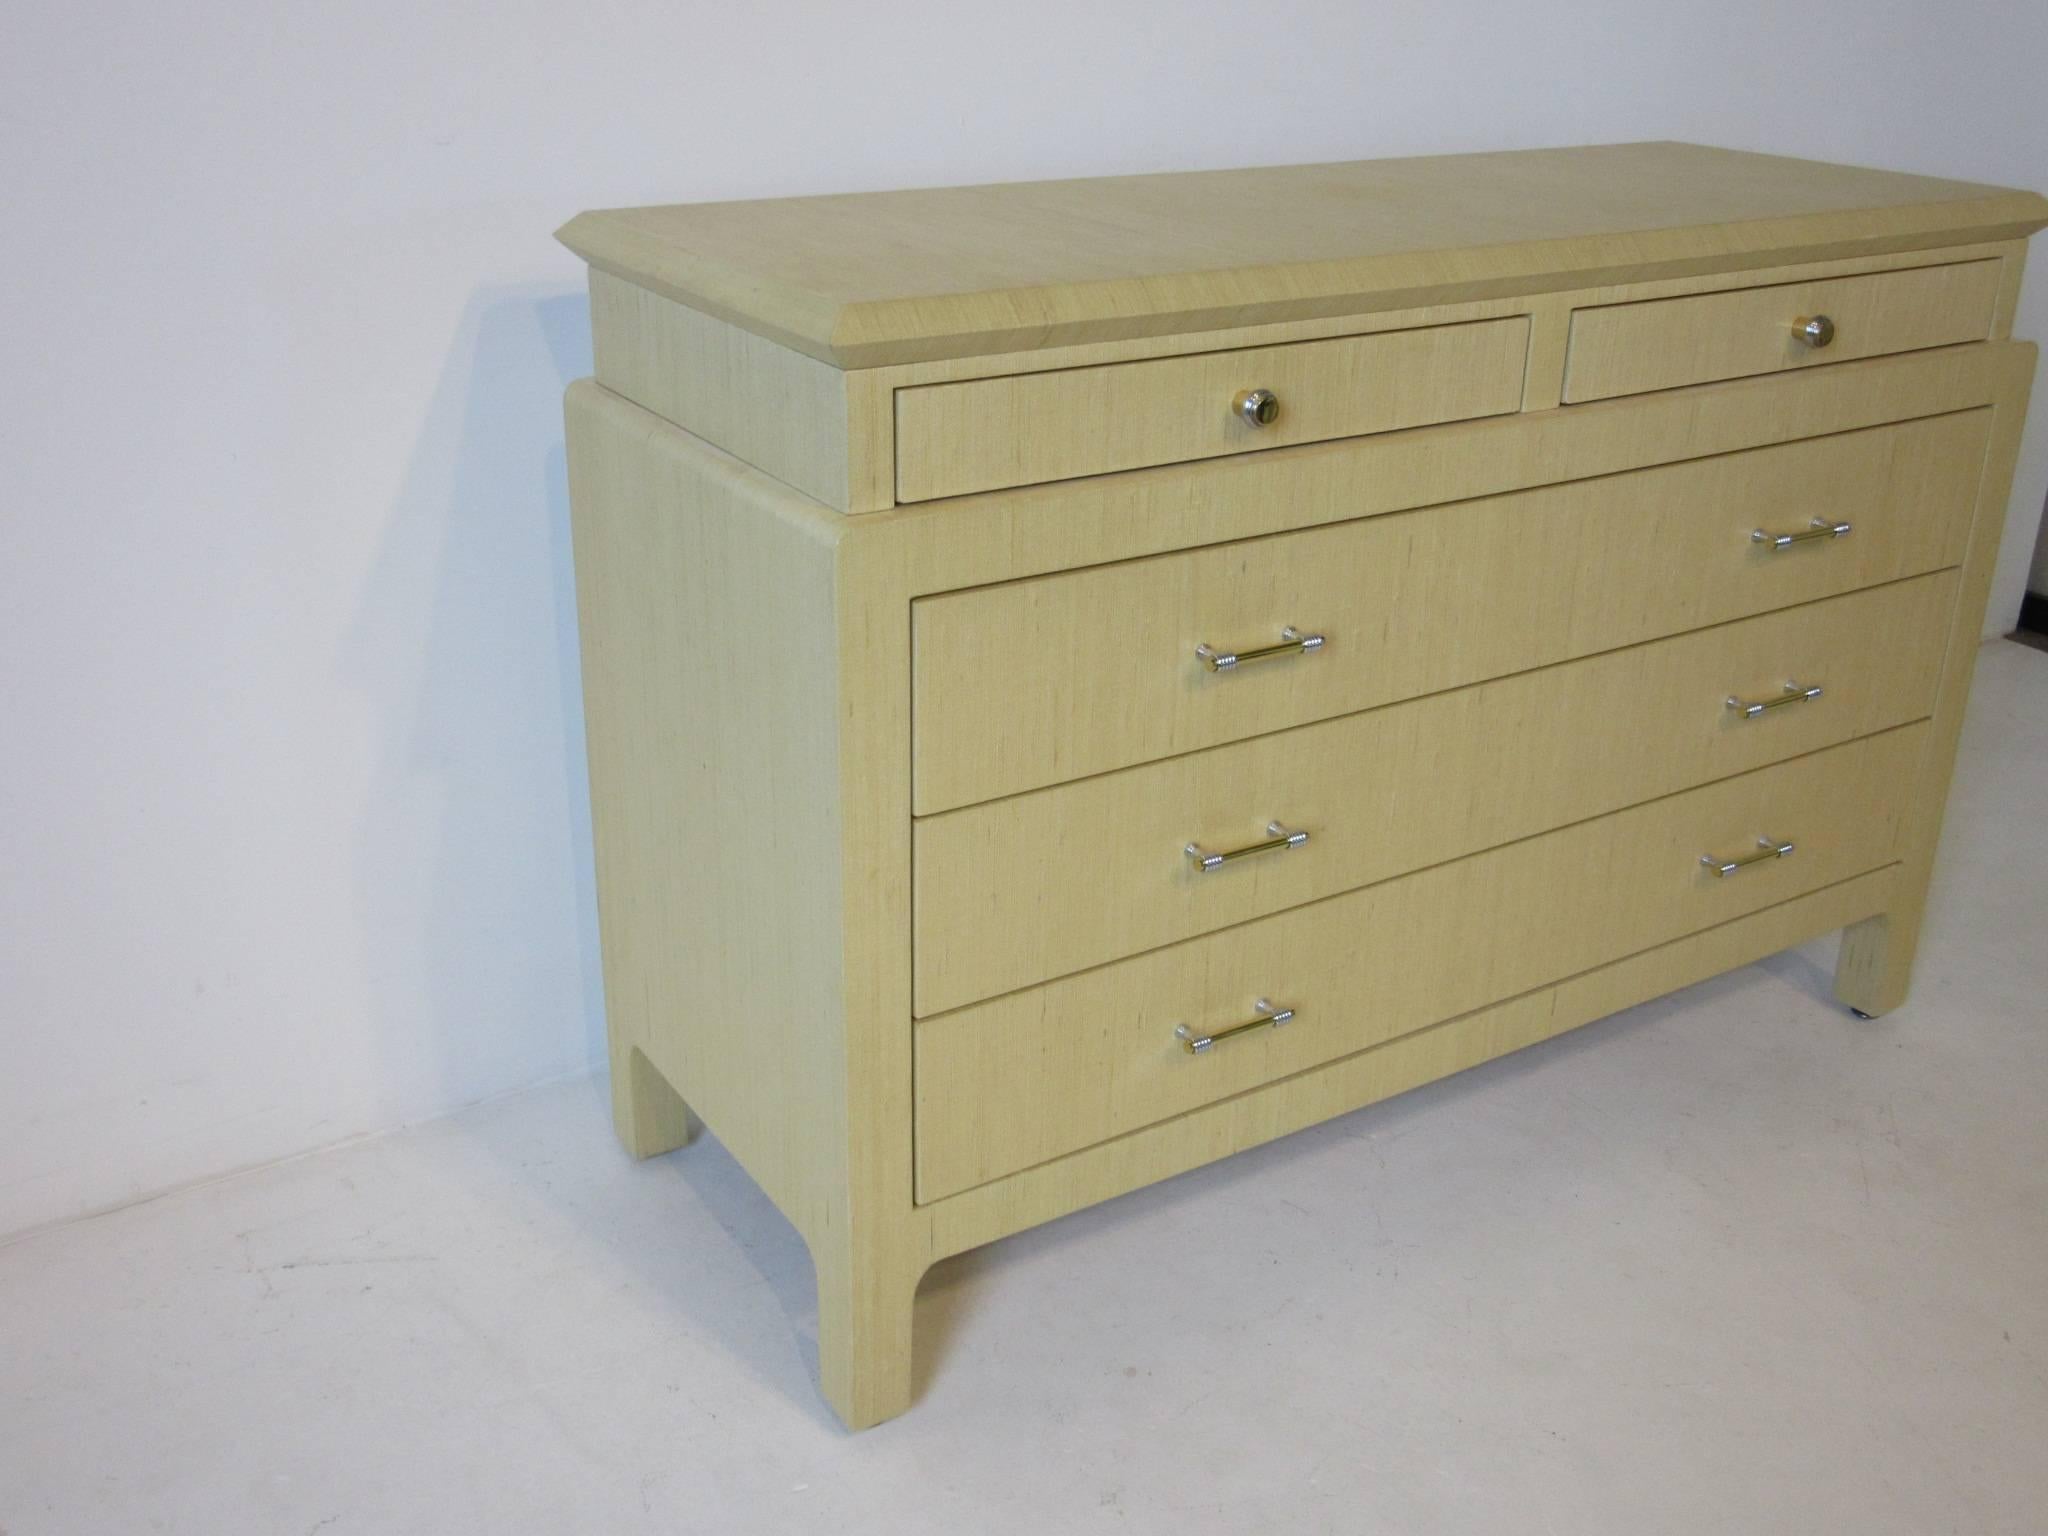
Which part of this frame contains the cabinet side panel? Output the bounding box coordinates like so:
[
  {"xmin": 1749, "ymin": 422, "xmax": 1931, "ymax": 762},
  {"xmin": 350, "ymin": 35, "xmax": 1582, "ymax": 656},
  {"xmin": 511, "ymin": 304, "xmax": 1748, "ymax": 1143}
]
[
  {"xmin": 566, "ymin": 380, "xmax": 850, "ymax": 1238},
  {"xmin": 1835, "ymin": 341, "xmax": 2038, "ymax": 1013}
]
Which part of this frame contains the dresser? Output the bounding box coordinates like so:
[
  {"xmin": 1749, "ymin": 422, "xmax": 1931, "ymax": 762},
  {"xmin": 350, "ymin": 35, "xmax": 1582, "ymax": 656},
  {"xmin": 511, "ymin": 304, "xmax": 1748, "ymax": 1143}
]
[{"xmin": 557, "ymin": 143, "xmax": 2046, "ymax": 1428}]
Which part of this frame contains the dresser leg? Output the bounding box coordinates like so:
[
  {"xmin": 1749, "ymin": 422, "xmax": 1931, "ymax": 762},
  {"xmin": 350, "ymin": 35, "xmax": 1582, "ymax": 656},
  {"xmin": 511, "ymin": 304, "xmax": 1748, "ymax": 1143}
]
[
  {"xmin": 1833, "ymin": 907, "xmax": 1919, "ymax": 1020},
  {"xmin": 811, "ymin": 1232, "xmax": 921, "ymax": 1430},
  {"xmin": 611, "ymin": 1042, "xmax": 697, "ymax": 1160}
]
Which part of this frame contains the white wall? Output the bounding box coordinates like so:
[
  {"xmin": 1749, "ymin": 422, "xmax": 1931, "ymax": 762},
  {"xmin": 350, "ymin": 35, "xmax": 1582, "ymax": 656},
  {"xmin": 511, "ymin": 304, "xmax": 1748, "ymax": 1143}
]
[{"xmin": 5, "ymin": 0, "xmax": 2047, "ymax": 1239}]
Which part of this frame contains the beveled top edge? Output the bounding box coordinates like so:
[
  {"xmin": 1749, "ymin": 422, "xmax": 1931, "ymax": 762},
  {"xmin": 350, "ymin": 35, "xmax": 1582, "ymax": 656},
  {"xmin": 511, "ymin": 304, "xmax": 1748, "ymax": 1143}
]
[{"xmin": 557, "ymin": 142, "xmax": 2048, "ymax": 369}]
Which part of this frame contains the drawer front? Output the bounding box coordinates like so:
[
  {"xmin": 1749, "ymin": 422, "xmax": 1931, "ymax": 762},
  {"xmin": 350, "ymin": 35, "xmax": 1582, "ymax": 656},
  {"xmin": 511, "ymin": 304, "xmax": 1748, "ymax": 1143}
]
[
  {"xmin": 1562, "ymin": 260, "xmax": 2001, "ymax": 403},
  {"xmin": 913, "ymin": 573, "xmax": 1955, "ymax": 1016},
  {"xmin": 911, "ymin": 410, "xmax": 1985, "ymax": 814},
  {"xmin": 914, "ymin": 724, "xmax": 1925, "ymax": 1201},
  {"xmin": 894, "ymin": 317, "xmax": 1530, "ymax": 502}
]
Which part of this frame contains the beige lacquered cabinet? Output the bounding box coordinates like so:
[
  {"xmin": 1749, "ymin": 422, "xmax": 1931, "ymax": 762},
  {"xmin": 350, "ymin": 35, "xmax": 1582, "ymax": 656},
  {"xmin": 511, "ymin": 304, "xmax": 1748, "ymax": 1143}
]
[{"xmin": 557, "ymin": 142, "xmax": 2047, "ymax": 1428}]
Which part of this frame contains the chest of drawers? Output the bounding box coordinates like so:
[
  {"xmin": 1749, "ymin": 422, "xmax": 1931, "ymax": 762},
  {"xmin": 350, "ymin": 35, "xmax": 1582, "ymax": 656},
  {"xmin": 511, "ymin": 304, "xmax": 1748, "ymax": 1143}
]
[{"xmin": 558, "ymin": 142, "xmax": 2046, "ymax": 1428}]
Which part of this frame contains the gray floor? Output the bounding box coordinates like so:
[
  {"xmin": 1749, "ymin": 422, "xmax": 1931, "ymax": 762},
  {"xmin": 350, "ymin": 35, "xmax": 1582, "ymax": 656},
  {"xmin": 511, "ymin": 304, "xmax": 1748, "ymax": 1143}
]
[{"xmin": 4, "ymin": 642, "xmax": 2044, "ymax": 1536}]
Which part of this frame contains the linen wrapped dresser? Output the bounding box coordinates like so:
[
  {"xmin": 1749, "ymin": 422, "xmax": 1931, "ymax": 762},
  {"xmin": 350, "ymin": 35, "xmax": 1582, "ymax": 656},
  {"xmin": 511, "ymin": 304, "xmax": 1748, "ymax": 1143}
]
[{"xmin": 557, "ymin": 143, "xmax": 2046, "ymax": 1428}]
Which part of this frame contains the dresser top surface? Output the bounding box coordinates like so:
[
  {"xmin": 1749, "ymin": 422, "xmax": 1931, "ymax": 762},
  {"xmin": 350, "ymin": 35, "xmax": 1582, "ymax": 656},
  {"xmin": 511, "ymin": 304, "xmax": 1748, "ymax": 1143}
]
[{"xmin": 558, "ymin": 141, "xmax": 2045, "ymax": 369}]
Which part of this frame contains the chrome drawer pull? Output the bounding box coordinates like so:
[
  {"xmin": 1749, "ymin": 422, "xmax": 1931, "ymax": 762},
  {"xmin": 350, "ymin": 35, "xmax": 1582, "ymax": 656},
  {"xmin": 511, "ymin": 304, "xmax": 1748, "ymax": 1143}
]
[
  {"xmin": 1700, "ymin": 836, "xmax": 1795, "ymax": 878},
  {"xmin": 1177, "ymin": 998, "xmax": 1295, "ymax": 1054},
  {"xmin": 1792, "ymin": 314, "xmax": 1836, "ymax": 348},
  {"xmin": 1727, "ymin": 681, "xmax": 1825, "ymax": 719},
  {"xmin": 1233, "ymin": 387, "xmax": 1280, "ymax": 427},
  {"xmin": 1186, "ymin": 821, "xmax": 1309, "ymax": 873},
  {"xmin": 1753, "ymin": 517, "xmax": 1852, "ymax": 551},
  {"xmin": 1197, "ymin": 626, "xmax": 1324, "ymax": 672}
]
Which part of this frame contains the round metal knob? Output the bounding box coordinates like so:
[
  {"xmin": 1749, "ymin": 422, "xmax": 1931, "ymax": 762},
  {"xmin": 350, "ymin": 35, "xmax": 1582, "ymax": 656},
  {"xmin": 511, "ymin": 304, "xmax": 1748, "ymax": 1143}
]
[
  {"xmin": 1234, "ymin": 387, "xmax": 1280, "ymax": 427},
  {"xmin": 1793, "ymin": 314, "xmax": 1836, "ymax": 349}
]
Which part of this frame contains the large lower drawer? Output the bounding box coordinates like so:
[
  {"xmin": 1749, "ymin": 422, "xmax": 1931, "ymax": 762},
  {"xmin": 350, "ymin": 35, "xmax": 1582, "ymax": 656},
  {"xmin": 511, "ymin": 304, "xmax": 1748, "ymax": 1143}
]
[
  {"xmin": 893, "ymin": 317, "xmax": 1530, "ymax": 503},
  {"xmin": 910, "ymin": 410, "xmax": 1985, "ymax": 813},
  {"xmin": 912, "ymin": 573, "xmax": 1955, "ymax": 1016},
  {"xmin": 914, "ymin": 724, "xmax": 1925, "ymax": 1201},
  {"xmin": 1562, "ymin": 259, "xmax": 2002, "ymax": 403}
]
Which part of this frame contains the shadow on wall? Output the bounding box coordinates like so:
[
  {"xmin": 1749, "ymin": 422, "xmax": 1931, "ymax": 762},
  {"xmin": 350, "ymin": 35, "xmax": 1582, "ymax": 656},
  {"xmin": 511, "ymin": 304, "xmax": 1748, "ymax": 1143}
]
[
  {"xmin": 341, "ymin": 286, "xmax": 603, "ymax": 1120},
  {"xmin": 334, "ymin": 288, "xmax": 854, "ymax": 1420}
]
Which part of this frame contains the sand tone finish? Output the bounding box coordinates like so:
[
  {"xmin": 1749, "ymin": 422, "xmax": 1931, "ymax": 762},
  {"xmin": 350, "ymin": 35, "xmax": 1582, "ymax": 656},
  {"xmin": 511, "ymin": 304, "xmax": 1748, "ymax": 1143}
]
[
  {"xmin": 560, "ymin": 142, "xmax": 2047, "ymax": 367},
  {"xmin": 558, "ymin": 141, "xmax": 2046, "ymax": 1426}
]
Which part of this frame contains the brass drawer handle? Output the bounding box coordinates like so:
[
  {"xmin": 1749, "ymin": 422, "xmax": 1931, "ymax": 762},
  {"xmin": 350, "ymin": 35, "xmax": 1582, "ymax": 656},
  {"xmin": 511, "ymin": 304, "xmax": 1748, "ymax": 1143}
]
[
  {"xmin": 1233, "ymin": 387, "xmax": 1280, "ymax": 427},
  {"xmin": 1727, "ymin": 681, "xmax": 1824, "ymax": 719},
  {"xmin": 1197, "ymin": 626, "xmax": 1325, "ymax": 672},
  {"xmin": 1792, "ymin": 314, "xmax": 1836, "ymax": 348},
  {"xmin": 1700, "ymin": 836, "xmax": 1795, "ymax": 879},
  {"xmin": 1752, "ymin": 517, "xmax": 1852, "ymax": 551},
  {"xmin": 1177, "ymin": 998, "xmax": 1295, "ymax": 1054},
  {"xmin": 1185, "ymin": 820, "xmax": 1308, "ymax": 873}
]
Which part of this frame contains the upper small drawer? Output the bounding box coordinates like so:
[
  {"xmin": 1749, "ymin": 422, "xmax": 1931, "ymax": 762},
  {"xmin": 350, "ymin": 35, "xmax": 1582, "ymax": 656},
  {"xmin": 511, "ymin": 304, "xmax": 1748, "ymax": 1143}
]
[
  {"xmin": 1562, "ymin": 259, "xmax": 2002, "ymax": 403},
  {"xmin": 893, "ymin": 317, "xmax": 1531, "ymax": 502}
]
